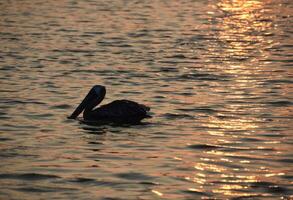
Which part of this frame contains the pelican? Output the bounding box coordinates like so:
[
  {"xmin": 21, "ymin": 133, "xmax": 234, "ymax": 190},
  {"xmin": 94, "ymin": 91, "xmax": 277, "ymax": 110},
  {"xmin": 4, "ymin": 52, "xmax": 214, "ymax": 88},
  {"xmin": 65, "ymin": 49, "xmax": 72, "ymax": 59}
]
[{"xmin": 68, "ymin": 85, "xmax": 151, "ymax": 124}]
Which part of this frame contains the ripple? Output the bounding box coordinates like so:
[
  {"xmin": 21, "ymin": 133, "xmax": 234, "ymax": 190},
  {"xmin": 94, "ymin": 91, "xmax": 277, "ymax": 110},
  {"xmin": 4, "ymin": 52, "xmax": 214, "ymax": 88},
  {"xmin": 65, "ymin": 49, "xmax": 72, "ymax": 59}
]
[
  {"xmin": 16, "ymin": 187, "xmax": 56, "ymax": 193},
  {"xmin": 267, "ymin": 100, "xmax": 292, "ymax": 107},
  {"xmin": 52, "ymin": 49, "xmax": 97, "ymax": 54},
  {"xmin": 16, "ymin": 186, "xmax": 76, "ymax": 193},
  {"xmin": 277, "ymin": 158, "xmax": 293, "ymax": 163},
  {"xmin": 188, "ymin": 144, "xmax": 275, "ymax": 152},
  {"xmin": 264, "ymin": 79, "xmax": 293, "ymax": 84},
  {"xmin": 69, "ymin": 177, "xmax": 96, "ymax": 183},
  {"xmin": 166, "ymin": 54, "xmax": 187, "ymax": 59},
  {"xmin": 0, "ymin": 137, "xmax": 12, "ymax": 141},
  {"xmin": 115, "ymin": 172, "xmax": 154, "ymax": 181},
  {"xmin": 250, "ymin": 181, "xmax": 290, "ymax": 194},
  {"xmin": 50, "ymin": 104, "xmax": 72, "ymax": 109},
  {"xmin": 162, "ymin": 113, "xmax": 195, "ymax": 119},
  {"xmin": 182, "ymin": 188, "xmax": 211, "ymax": 196},
  {"xmin": 188, "ymin": 144, "xmax": 223, "ymax": 150},
  {"xmin": 139, "ymin": 181, "xmax": 159, "ymax": 185},
  {"xmin": 177, "ymin": 107, "xmax": 218, "ymax": 114},
  {"xmin": 0, "ymin": 173, "xmax": 60, "ymax": 180},
  {"xmin": 0, "ymin": 100, "xmax": 46, "ymax": 105},
  {"xmin": 178, "ymin": 73, "xmax": 232, "ymax": 81},
  {"xmin": 68, "ymin": 177, "xmax": 121, "ymax": 186},
  {"xmin": 84, "ymin": 31, "xmax": 104, "ymax": 35}
]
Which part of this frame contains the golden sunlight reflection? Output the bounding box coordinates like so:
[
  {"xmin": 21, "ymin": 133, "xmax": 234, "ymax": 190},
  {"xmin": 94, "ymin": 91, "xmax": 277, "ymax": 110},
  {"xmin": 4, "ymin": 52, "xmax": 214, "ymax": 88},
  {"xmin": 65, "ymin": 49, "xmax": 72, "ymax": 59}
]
[
  {"xmin": 207, "ymin": 116, "xmax": 259, "ymax": 133},
  {"xmin": 183, "ymin": 1, "xmax": 289, "ymax": 197},
  {"xmin": 194, "ymin": 162, "xmax": 226, "ymax": 173},
  {"xmin": 185, "ymin": 175, "xmax": 206, "ymax": 185},
  {"xmin": 204, "ymin": 0, "xmax": 276, "ymax": 138},
  {"xmin": 187, "ymin": 188, "xmax": 205, "ymax": 193},
  {"xmin": 214, "ymin": 0, "xmax": 275, "ymax": 63},
  {"xmin": 221, "ymin": 174, "xmax": 257, "ymax": 181},
  {"xmin": 151, "ymin": 190, "xmax": 163, "ymax": 197},
  {"xmin": 212, "ymin": 174, "xmax": 259, "ymax": 196},
  {"xmin": 213, "ymin": 188, "xmax": 254, "ymax": 197}
]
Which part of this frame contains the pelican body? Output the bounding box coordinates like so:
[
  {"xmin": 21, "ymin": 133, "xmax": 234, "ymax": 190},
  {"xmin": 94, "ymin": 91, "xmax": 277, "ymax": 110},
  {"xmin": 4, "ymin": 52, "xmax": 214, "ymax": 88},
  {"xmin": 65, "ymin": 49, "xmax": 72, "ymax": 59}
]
[{"xmin": 68, "ymin": 85, "xmax": 150, "ymax": 124}]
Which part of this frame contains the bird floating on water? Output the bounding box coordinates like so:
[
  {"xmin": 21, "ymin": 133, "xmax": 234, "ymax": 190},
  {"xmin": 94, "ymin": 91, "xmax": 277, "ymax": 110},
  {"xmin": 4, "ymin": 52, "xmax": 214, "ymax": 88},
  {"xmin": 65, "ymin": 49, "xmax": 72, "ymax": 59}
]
[{"xmin": 68, "ymin": 85, "xmax": 151, "ymax": 124}]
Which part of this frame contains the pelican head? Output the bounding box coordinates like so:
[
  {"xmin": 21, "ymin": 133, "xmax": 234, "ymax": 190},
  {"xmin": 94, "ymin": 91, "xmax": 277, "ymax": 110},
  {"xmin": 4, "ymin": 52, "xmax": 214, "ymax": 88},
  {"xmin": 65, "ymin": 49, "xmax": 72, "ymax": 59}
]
[{"xmin": 68, "ymin": 85, "xmax": 106, "ymax": 119}]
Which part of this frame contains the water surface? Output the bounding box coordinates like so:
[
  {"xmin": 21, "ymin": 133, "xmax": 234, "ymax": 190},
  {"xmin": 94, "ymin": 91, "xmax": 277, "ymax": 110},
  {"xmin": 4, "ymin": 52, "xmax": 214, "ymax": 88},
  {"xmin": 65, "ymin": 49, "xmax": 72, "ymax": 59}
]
[{"xmin": 0, "ymin": 0, "xmax": 292, "ymax": 199}]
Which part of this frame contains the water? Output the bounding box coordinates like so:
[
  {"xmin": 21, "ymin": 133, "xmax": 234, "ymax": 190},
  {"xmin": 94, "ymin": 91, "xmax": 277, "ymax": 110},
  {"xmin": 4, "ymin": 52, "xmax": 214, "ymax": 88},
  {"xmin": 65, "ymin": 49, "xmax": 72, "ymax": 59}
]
[{"xmin": 0, "ymin": 0, "xmax": 292, "ymax": 199}]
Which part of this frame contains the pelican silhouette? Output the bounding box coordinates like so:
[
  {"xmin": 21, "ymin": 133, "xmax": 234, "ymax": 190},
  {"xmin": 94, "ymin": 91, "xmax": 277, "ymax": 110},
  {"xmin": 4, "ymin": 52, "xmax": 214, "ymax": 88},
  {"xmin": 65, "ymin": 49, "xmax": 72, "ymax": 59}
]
[{"xmin": 68, "ymin": 85, "xmax": 151, "ymax": 124}]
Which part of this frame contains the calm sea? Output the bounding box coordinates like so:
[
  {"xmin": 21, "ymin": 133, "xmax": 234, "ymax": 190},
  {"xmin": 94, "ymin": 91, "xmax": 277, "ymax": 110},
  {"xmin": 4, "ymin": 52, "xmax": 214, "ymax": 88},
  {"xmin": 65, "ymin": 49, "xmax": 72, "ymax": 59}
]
[{"xmin": 0, "ymin": 0, "xmax": 292, "ymax": 199}]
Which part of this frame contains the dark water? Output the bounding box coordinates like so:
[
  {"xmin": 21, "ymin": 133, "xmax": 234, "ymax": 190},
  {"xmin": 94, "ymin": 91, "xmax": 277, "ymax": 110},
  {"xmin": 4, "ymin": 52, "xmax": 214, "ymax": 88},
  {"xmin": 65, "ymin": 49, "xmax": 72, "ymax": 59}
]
[{"xmin": 0, "ymin": 0, "xmax": 292, "ymax": 199}]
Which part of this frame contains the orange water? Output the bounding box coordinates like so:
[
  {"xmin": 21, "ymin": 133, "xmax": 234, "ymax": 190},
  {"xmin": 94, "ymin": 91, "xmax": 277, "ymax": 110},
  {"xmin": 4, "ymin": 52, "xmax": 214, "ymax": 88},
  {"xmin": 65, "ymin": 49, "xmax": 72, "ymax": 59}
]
[{"xmin": 0, "ymin": 0, "xmax": 292, "ymax": 199}]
